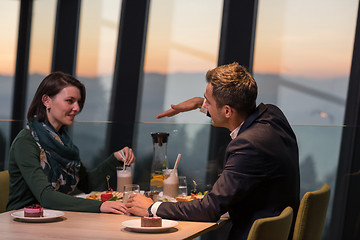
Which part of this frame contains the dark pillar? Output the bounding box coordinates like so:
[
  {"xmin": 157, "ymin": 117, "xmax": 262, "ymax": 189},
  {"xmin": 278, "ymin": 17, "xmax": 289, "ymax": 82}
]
[
  {"xmin": 330, "ymin": 2, "xmax": 360, "ymax": 239},
  {"xmin": 10, "ymin": 0, "xmax": 33, "ymax": 144},
  {"xmin": 106, "ymin": 0, "xmax": 150, "ymax": 154},
  {"xmin": 51, "ymin": 0, "xmax": 81, "ymax": 75}
]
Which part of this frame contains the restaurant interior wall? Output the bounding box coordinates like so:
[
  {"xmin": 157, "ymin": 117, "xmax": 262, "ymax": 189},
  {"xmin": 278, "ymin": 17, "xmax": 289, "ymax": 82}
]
[{"xmin": 1, "ymin": 0, "xmax": 360, "ymax": 239}]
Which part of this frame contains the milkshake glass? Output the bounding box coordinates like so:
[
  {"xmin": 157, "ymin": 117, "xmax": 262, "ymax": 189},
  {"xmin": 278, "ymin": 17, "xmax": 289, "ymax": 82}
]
[
  {"xmin": 163, "ymin": 169, "xmax": 179, "ymax": 198},
  {"xmin": 116, "ymin": 166, "xmax": 132, "ymax": 192}
]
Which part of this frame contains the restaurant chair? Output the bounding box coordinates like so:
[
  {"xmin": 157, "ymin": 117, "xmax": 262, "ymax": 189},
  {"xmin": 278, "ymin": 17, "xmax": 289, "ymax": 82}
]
[
  {"xmin": 292, "ymin": 183, "xmax": 331, "ymax": 240},
  {"xmin": 0, "ymin": 170, "xmax": 9, "ymax": 213},
  {"xmin": 247, "ymin": 206, "xmax": 293, "ymax": 240}
]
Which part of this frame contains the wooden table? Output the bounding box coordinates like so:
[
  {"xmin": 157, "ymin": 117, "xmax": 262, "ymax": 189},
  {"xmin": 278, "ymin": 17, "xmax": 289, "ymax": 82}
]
[{"xmin": 0, "ymin": 210, "xmax": 229, "ymax": 239}]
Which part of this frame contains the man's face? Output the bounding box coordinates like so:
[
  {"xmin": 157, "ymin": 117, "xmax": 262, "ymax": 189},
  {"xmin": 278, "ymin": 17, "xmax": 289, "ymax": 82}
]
[{"xmin": 204, "ymin": 84, "xmax": 227, "ymax": 127}]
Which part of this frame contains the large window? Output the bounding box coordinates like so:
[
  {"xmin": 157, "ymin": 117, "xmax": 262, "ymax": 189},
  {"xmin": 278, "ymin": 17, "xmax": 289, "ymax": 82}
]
[
  {"xmin": 140, "ymin": 0, "xmax": 223, "ymax": 124},
  {"xmin": 26, "ymin": 0, "xmax": 57, "ymax": 116},
  {"xmin": 134, "ymin": 0, "xmax": 223, "ymax": 190},
  {"xmin": 0, "ymin": 1, "xmax": 19, "ymax": 86},
  {"xmin": 0, "ymin": 1, "xmax": 20, "ymax": 169},
  {"xmin": 74, "ymin": 0, "xmax": 122, "ymax": 169},
  {"xmin": 253, "ymin": 0, "xmax": 359, "ymax": 238},
  {"xmin": 1, "ymin": 4, "xmax": 359, "ymax": 239}
]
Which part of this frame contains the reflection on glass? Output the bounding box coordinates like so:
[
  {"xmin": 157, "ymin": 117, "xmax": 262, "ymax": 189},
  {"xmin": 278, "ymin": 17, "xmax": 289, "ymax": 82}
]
[
  {"xmin": 135, "ymin": 0, "xmax": 223, "ymax": 192},
  {"xmin": 0, "ymin": 0, "xmax": 20, "ymax": 119},
  {"xmin": 293, "ymin": 125, "xmax": 341, "ymax": 239},
  {"xmin": 253, "ymin": 0, "xmax": 357, "ymax": 126},
  {"xmin": 0, "ymin": 1, "xmax": 20, "ymax": 169},
  {"xmin": 27, "ymin": 0, "xmax": 57, "ymax": 116},
  {"xmin": 140, "ymin": 0, "xmax": 223, "ymax": 123},
  {"xmin": 76, "ymin": 0, "xmax": 121, "ymax": 122},
  {"xmin": 75, "ymin": 0, "xmax": 121, "ymax": 169},
  {"xmin": 253, "ymin": 1, "xmax": 359, "ymax": 238}
]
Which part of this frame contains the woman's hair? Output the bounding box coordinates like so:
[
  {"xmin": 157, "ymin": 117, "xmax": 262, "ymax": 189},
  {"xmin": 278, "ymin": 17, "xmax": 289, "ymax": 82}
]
[
  {"xmin": 27, "ymin": 72, "xmax": 86, "ymax": 122},
  {"xmin": 206, "ymin": 62, "xmax": 258, "ymax": 115}
]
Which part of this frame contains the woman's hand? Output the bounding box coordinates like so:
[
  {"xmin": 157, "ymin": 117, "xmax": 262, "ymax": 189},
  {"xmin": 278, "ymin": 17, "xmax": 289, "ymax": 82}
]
[
  {"xmin": 156, "ymin": 97, "xmax": 204, "ymax": 119},
  {"xmin": 114, "ymin": 146, "xmax": 135, "ymax": 165},
  {"xmin": 100, "ymin": 201, "xmax": 127, "ymax": 214},
  {"xmin": 125, "ymin": 193, "xmax": 154, "ymax": 217}
]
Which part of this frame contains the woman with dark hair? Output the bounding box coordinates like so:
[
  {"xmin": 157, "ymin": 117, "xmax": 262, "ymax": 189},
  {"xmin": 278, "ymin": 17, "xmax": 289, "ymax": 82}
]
[{"xmin": 7, "ymin": 72, "xmax": 135, "ymax": 214}]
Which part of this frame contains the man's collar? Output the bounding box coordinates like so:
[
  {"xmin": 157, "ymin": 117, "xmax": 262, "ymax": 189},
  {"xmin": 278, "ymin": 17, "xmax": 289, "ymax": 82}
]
[{"xmin": 230, "ymin": 122, "xmax": 243, "ymax": 140}]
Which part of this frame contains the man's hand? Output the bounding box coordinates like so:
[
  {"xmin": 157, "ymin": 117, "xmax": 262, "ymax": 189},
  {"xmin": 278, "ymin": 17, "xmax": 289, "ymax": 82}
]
[
  {"xmin": 100, "ymin": 201, "xmax": 127, "ymax": 214},
  {"xmin": 156, "ymin": 97, "xmax": 204, "ymax": 119},
  {"xmin": 125, "ymin": 193, "xmax": 154, "ymax": 216}
]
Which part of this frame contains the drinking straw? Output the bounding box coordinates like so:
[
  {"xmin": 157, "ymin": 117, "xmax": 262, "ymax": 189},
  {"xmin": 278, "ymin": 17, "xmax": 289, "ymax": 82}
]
[
  {"xmin": 172, "ymin": 153, "xmax": 181, "ymax": 175},
  {"xmin": 120, "ymin": 150, "xmax": 126, "ymax": 171}
]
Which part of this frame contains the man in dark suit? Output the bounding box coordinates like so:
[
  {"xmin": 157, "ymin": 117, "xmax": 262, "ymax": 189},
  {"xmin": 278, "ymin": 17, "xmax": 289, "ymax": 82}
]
[{"xmin": 126, "ymin": 62, "xmax": 300, "ymax": 240}]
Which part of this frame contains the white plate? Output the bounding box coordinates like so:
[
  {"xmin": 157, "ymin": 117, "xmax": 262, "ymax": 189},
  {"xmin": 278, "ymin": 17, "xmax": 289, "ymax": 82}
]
[
  {"xmin": 122, "ymin": 219, "xmax": 178, "ymax": 233},
  {"xmin": 74, "ymin": 192, "xmax": 94, "ymax": 199},
  {"xmin": 11, "ymin": 210, "xmax": 65, "ymax": 222}
]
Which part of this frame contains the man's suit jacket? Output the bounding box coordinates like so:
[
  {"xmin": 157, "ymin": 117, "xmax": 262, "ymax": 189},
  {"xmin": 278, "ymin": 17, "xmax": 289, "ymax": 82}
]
[{"xmin": 156, "ymin": 103, "xmax": 300, "ymax": 240}]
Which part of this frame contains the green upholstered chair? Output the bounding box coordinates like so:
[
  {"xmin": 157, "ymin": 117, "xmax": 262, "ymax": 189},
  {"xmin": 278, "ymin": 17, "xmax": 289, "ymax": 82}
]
[
  {"xmin": 0, "ymin": 170, "xmax": 9, "ymax": 213},
  {"xmin": 292, "ymin": 183, "xmax": 331, "ymax": 240},
  {"xmin": 247, "ymin": 206, "xmax": 294, "ymax": 240}
]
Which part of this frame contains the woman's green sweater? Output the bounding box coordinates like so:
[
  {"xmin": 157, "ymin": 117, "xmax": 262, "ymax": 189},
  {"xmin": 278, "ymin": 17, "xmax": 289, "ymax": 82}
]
[{"xmin": 6, "ymin": 129, "xmax": 121, "ymax": 212}]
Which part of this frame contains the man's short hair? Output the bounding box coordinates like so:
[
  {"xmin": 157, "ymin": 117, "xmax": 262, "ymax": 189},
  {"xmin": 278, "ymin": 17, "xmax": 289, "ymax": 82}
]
[{"xmin": 206, "ymin": 62, "xmax": 257, "ymax": 115}]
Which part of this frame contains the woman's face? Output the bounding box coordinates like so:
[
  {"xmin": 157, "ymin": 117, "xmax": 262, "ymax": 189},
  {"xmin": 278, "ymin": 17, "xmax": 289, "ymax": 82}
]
[{"xmin": 43, "ymin": 86, "xmax": 81, "ymax": 131}]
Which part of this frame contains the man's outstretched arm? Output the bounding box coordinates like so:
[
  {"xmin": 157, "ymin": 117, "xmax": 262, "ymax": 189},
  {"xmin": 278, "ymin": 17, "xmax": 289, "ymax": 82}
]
[{"xmin": 156, "ymin": 97, "xmax": 205, "ymax": 119}]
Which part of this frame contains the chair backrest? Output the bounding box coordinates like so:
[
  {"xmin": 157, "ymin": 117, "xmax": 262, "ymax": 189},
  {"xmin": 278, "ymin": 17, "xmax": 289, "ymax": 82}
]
[
  {"xmin": 292, "ymin": 183, "xmax": 331, "ymax": 240},
  {"xmin": 247, "ymin": 206, "xmax": 294, "ymax": 240},
  {"xmin": 0, "ymin": 170, "xmax": 9, "ymax": 213}
]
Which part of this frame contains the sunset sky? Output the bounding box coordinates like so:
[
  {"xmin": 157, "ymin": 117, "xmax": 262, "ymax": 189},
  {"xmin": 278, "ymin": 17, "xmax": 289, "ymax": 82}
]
[
  {"xmin": 254, "ymin": 0, "xmax": 358, "ymax": 80},
  {"xmin": 0, "ymin": 0, "xmax": 358, "ymax": 80}
]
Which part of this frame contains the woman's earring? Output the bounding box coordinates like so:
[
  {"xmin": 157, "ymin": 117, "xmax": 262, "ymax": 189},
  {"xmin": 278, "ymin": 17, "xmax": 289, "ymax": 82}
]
[{"xmin": 46, "ymin": 107, "xmax": 51, "ymax": 112}]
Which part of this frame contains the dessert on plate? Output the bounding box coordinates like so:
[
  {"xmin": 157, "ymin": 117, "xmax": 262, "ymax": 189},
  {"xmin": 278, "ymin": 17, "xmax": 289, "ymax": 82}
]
[
  {"xmin": 141, "ymin": 216, "xmax": 162, "ymax": 227},
  {"xmin": 24, "ymin": 204, "xmax": 43, "ymax": 217}
]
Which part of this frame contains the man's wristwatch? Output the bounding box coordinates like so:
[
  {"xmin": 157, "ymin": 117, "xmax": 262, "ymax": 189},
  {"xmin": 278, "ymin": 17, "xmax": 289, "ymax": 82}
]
[{"xmin": 147, "ymin": 204, "xmax": 154, "ymax": 217}]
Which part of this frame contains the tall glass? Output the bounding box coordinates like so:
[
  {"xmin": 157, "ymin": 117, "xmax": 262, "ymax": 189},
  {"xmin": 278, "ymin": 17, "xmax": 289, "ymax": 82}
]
[
  {"xmin": 116, "ymin": 166, "xmax": 132, "ymax": 192},
  {"xmin": 178, "ymin": 176, "xmax": 188, "ymax": 196},
  {"xmin": 163, "ymin": 169, "xmax": 179, "ymax": 198},
  {"xmin": 150, "ymin": 132, "xmax": 169, "ymax": 193},
  {"xmin": 123, "ymin": 184, "xmax": 140, "ymax": 203}
]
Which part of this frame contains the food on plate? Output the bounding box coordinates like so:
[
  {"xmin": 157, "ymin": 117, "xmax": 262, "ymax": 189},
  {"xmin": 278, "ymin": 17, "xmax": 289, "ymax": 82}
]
[
  {"xmin": 191, "ymin": 191, "xmax": 206, "ymax": 199},
  {"xmin": 86, "ymin": 175, "xmax": 124, "ymax": 201},
  {"xmin": 141, "ymin": 216, "xmax": 162, "ymax": 227},
  {"xmin": 193, "ymin": 194, "xmax": 205, "ymax": 200},
  {"xmin": 175, "ymin": 195, "xmax": 194, "ymax": 202},
  {"xmin": 86, "ymin": 190, "xmax": 123, "ymax": 201},
  {"xmin": 174, "ymin": 178, "xmax": 208, "ymax": 202},
  {"xmin": 24, "ymin": 204, "xmax": 43, "ymax": 217},
  {"xmin": 101, "ymin": 191, "xmax": 114, "ymax": 201},
  {"xmin": 175, "ymin": 191, "xmax": 207, "ymax": 202}
]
